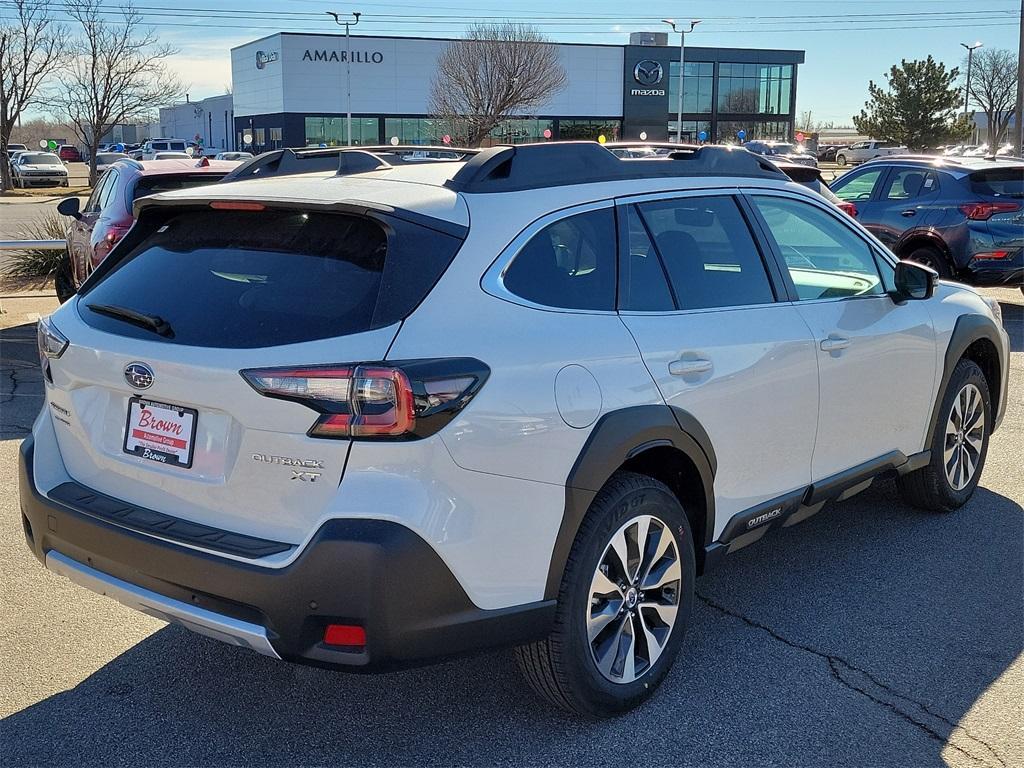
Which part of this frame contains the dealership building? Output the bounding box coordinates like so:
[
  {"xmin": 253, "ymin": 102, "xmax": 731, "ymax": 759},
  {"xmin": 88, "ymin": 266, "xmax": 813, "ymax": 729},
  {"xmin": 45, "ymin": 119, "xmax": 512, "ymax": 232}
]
[{"xmin": 172, "ymin": 32, "xmax": 803, "ymax": 152}]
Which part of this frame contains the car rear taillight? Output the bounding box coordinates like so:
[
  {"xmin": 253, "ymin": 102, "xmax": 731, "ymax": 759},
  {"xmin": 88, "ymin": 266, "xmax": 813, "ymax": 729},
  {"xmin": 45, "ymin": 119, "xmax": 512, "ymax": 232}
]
[
  {"xmin": 959, "ymin": 201, "xmax": 1020, "ymax": 220},
  {"xmin": 973, "ymin": 251, "xmax": 1011, "ymax": 260},
  {"xmin": 837, "ymin": 202, "xmax": 858, "ymax": 218},
  {"xmin": 104, "ymin": 222, "xmax": 132, "ymax": 245},
  {"xmin": 241, "ymin": 359, "xmax": 489, "ymax": 439}
]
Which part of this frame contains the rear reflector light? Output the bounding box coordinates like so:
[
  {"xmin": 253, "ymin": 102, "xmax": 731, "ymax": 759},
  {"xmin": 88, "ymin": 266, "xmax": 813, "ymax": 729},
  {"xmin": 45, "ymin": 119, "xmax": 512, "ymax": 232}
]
[
  {"xmin": 323, "ymin": 624, "xmax": 366, "ymax": 648},
  {"xmin": 209, "ymin": 201, "xmax": 266, "ymax": 211},
  {"xmin": 973, "ymin": 251, "xmax": 1010, "ymax": 260},
  {"xmin": 959, "ymin": 201, "xmax": 1020, "ymax": 220},
  {"xmin": 837, "ymin": 202, "xmax": 858, "ymax": 218},
  {"xmin": 241, "ymin": 359, "xmax": 489, "ymax": 440}
]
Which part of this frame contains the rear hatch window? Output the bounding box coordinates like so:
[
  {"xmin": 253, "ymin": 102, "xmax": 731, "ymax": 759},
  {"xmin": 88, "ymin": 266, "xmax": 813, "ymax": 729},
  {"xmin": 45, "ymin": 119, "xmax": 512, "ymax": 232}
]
[
  {"xmin": 970, "ymin": 168, "xmax": 1024, "ymax": 198},
  {"xmin": 132, "ymin": 174, "xmax": 227, "ymax": 199},
  {"xmin": 78, "ymin": 207, "xmax": 463, "ymax": 348}
]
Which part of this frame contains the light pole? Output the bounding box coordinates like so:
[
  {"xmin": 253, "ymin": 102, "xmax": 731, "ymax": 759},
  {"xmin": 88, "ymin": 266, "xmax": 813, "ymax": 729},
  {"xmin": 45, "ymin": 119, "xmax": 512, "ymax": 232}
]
[
  {"xmin": 327, "ymin": 11, "xmax": 361, "ymax": 145},
  {"xmin": 960, "ymin": 41, "xmax": 983, "ymax": 118},
  {"xmin": 663, "ymin": 18, "xmax": 701, "ymax": 144}
]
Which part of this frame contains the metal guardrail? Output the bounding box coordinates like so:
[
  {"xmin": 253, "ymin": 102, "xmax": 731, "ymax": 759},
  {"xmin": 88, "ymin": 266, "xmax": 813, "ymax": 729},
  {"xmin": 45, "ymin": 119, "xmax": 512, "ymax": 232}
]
[{"xmin": 0, "ymin": 240, "xmax": 66, "ymax": 250}]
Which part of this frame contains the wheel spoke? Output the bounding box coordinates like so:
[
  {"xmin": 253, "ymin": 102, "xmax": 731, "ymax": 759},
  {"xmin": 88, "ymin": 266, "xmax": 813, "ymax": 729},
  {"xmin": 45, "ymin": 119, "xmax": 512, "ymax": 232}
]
[
  {"xmin": 636, "ymin": 609, "xmax": 664, "ymax": 668},
  {"xmin": 640, "ymin": 600, "xmax": 678, "ymax": 629},
  {"xmin": 607, "ymin": 529, "xmax": 631, "ymax": 585},
  {"xmin": 640, "ymin": 523, "xmax": 672, "ymax": 584},
  {"xmin": 589, "ymin": 600, "xmax": 623, "ymax": 642},
  {"xmin": 619, "ymin": 620, "xmax": 637, "ymax": 682},
  {"xmin": 629, "ymin": 516, "xmax": 651, "ymax": 583},
  {"xmin": 961, "ymin": 446, "xmax": 975, "ymax": 484},
  {"xmin": 591, "ymin": 567, "xmax": 623, "ymax": 599},
  {"xmin": 641, "ymin": 554, "xmax": 681, "ymax": 591}
]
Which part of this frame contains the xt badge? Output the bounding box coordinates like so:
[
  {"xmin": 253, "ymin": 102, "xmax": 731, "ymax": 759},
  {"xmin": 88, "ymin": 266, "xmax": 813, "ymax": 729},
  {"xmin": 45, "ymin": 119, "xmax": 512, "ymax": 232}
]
[{"xmin": 291, "ymin": 470, "xmax": 321, "ymax": 483}]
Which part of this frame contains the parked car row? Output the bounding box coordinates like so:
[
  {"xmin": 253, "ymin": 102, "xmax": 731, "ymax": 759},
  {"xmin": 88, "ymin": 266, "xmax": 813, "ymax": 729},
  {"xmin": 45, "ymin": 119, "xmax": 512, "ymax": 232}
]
[
  {"xmin": 24, "ymin": 140, "xmax": 1010, "ymax": 719},
  {"xmin": 7, "ymin": 150, "xmax": 70, "ymax": 188}
]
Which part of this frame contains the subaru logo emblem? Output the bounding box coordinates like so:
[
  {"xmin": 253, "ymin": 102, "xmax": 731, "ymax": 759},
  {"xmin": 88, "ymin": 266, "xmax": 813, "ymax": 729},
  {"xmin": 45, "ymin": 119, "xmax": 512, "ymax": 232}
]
[
  {"xmin": 633, "ymin": 60, "xmax": 664, "ymax": 86},
  {"xmin": 124, "ymin": 362, "xmax": 154, "ymax": 390}
]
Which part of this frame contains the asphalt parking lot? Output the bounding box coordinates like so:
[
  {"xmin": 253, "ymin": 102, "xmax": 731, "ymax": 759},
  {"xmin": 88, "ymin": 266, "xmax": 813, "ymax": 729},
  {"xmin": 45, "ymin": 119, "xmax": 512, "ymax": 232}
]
[{"xmin": 0, "ymin": 282, "xmax": 1021, "ymax": 766}]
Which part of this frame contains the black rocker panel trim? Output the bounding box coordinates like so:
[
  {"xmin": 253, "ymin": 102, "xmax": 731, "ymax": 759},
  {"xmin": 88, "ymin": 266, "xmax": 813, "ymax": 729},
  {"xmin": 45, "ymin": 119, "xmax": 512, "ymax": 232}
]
[
  {"xmin": 48, "ymin": 481, "xmax": 292, "ymax": 558},
  {"xmin": 926, "ymin": 314, "xmax": 1006, "ymax": 443},
  {"xmin": 545, "ymin": 404, "xmax": 717, "ymax": 600}
]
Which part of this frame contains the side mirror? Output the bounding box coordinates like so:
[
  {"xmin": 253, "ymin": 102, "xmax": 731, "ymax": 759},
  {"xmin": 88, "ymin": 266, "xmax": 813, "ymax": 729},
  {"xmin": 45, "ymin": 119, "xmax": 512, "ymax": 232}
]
[
  {"xmin": 57, "ymin": 196, "xmax": 82, "ymax": 219},
  {"xmin": 894, "ymin": 260, "xmax": 937, "ymax": 301}
]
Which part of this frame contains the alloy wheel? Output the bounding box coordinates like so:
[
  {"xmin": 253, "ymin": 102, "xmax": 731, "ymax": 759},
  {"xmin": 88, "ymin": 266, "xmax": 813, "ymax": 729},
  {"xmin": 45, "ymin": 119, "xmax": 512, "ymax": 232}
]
[
  {"xmin": 944, "ymin": 383, "xmax": 985, "ymax": 491},
  {"xmin": 587, "ymin": 514, "xmax": 681, "ymax": 684}
]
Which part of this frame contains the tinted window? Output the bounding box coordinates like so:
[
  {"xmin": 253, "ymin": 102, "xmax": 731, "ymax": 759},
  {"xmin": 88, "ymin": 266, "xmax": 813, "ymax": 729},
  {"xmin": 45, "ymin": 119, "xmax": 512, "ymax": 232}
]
[
  {"xmin": 970, "ymin": 168, "xmax": 1024, "ymax": 198},
  {"xmin": 97, "ymin": 170, "xmax": 118, "ymax": 211},
  {"xmin": 80, "ymin": 208, "xmax": 463, "ymax": 348},
  {"xmin": 831, "ymin": 168, "xmax": 884, "ymax": 202},
  {"xmin": 132, "ymin": 174, "xmax": 227, "ymax": 200},
  {"xmin": 636, "ymin": 195, "xmax": 775, "ymax": 310},
  {"xmin": 504, "ymin": 208, "xmax": 616, "ymax": 311},
  {"xmin": 881, "ymin": 168, "xmax": 939, "ymax": 200},
  {"xmin": 84, "ymin": 171, "xmax": 113, "ymax": 213},
  {"xmin": 751, "ymin": 195, "xmax": 885, "ymax": 300},
  {"xmin": 620, "ymin": 205, "xmax": 674, "ymax": 311}
]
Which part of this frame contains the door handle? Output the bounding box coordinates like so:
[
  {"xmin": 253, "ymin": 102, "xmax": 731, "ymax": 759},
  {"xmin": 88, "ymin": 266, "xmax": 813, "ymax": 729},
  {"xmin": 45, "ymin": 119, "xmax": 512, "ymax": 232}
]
[
  {"xmin": 900, "ymin": 209, "xmax": 916, "ymax": 217},
  {"xmin": 669, "ymin": 358, "xmax": 713, "ymax": 376},
  {"xmin": 819, "ymin": 335, "xmax": 851, "ymax": 352}
]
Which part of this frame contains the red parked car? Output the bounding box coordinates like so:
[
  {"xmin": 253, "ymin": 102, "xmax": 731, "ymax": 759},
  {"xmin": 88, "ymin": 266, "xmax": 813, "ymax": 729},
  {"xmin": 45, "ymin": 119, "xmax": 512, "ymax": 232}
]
[
  {"xmin": 55, "ymin": 158, "xmax": 235, "ymax": 302},
  {"xmin": 58, "ymin": 145, "xmax": 82, "ymax": 162}
]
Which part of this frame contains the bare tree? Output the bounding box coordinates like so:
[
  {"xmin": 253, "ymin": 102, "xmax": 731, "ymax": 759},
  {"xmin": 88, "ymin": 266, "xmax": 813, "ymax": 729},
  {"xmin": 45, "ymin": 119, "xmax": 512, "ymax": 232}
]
[
  {"xmin": 429, "ymin": 23, "xmax": 566, "ymax": 147},
  {"xmin": 49, "ymin": 0, "xmax": 183, "ymax": 184},
  {"xmin": 962, "ymin": 47, "xmax": 1019, "ymax": 147},
  {"xmin": 0, "ymin": 0, "xmax": 69, "ymax": 192}
]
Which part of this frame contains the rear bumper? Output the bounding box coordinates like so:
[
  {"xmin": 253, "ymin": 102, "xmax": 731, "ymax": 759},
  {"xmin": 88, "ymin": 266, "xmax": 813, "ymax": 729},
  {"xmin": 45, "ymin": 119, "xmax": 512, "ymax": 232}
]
[{"xmin": 19, "ymin": 437, "xmax": 554, "ymax": 670}]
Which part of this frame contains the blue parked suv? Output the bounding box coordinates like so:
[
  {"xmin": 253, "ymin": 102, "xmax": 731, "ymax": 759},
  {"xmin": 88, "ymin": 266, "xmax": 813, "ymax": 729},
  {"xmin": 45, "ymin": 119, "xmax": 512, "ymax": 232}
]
[{"xmin": 829, "ymin": 156, "xmax": 1023, "ymax": 290}]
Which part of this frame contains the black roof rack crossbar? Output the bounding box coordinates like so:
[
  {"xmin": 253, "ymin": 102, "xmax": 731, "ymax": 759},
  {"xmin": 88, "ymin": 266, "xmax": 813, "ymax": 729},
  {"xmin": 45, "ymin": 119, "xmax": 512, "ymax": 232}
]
[{"xmin": 445, "ymin": 141, "xmax": 786, "ymax": 193}]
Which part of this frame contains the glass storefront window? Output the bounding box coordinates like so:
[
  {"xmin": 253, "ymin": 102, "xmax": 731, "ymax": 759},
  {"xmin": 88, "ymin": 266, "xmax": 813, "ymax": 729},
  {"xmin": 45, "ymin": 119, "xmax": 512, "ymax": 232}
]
[
  {"xmin": 486, "ymin": 119, "xmax": 554, "ymax": 145},
  {"xmin": 668, "ymin": 62, "xmax": 713, "ymax": 114},
  {"xmin": 667, "ymin": 120, "xmax": 712, "ymax": 143},
  {"xmin": 305, "ymin": 116, "xmax": 379, "ymax": 146},
  {"xmin": 558, "ymin": 119, "xmax": 622, "ymax": 141},
  {"xmin": 717, "ymin": 120, "xmax": 792, "ymax": 143},
  {"xmin": 717, "ymin": 64, "xmax": 792, "ymax": 115},
  {"xmin": 383, "ymin": 117, "xmax": 449, "ymax": 145}
]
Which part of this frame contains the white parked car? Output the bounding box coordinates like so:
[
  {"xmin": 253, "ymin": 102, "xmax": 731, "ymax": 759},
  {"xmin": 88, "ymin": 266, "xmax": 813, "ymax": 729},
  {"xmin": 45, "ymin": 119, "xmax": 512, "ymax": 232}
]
[
  {"xmin": 94, "ymin": 152, "xmax": 130, "ymax": 174},
  {"xmin": 22, "ymin": 142, "xmax": 1009, "ymax": 718},
  {"xmin": 214, "ymin": 151, "xmax": 254, "ymax": 161},
  {"xmin": 835, "ymin": 140, "xmax": 909, "ymax": 165},
  {"xmin": 140, "ymin": 138, "xmax": 190, "ymax": 159},
  {"xmin": 150, "ymin": 152, "xmax": 192, "ymax": 160},
  {"xmin": 10, "ymin": 151, "xmax": 69, "ymax": 187}
]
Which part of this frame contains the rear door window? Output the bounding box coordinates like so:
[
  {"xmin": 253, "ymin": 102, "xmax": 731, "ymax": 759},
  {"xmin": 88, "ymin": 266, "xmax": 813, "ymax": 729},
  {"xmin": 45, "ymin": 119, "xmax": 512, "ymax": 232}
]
[
  {"xmin": 635, "ymin": 195, "xmax": 776, "ymax": 310},
  {"xmin": 79, "ymin": 208, "xmax": 463, "ymax": 348},
  {"xmin": 881, "ymin": 169, "xmax": 940, "ymax": 200}
]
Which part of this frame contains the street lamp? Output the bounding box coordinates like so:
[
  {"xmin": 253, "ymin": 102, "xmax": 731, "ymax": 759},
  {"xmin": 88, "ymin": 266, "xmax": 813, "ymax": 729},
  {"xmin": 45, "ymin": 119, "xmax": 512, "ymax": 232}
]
[
  {"xmin": 960, "ymin": 41, "xmax": 983, "ymax": 117},
  {"xmin": 327, "ymin": 10, "xmax": 361, "ymax": 146},
  {"xmin": 663, "ymin": 18, "xmax": 701, "ymax": 144}
]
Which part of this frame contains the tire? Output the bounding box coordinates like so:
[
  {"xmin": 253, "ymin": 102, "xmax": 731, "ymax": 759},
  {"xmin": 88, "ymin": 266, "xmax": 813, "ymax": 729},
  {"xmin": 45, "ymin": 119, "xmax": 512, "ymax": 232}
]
[
  {"xmin": 515, "ymin": 471, "xmax": 696, "ymax": 718},
  {"xmin": 904, "ymin": 245, "xmax": 950, "ymax": 278},
  {"xmin": 54, "ymin": 253, "xmax": 76, "ymax": 303},
  {"xmin": 836, "ymin": 154, "xmax": 847, "ymax": 166},
  {"xmin": 898, "ymin": 358, "xmax": 991, "ymax": 512}
]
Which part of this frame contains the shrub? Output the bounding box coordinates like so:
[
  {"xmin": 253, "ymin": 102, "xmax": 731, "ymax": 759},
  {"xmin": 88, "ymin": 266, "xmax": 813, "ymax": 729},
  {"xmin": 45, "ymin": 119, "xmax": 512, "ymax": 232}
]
[{"xmin": 2, "ymin": 211, "xmax": 69, "ymax": 278}]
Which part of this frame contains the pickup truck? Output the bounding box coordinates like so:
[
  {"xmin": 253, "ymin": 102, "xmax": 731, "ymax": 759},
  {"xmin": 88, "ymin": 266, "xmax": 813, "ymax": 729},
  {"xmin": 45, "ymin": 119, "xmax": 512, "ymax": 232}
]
[{"xmin": 835, "ymin": 141, "xmax": 908, "ymax": 166}]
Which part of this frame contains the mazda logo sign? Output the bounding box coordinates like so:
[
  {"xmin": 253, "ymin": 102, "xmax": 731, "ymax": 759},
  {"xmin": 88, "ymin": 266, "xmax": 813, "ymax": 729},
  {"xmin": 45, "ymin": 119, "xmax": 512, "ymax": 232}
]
[
  {"xmin": 124, "ymin": 362, "xmax": 154, "ymax": 390},
  {"xmin": 633, "ymin": 60, "xmax": 664, "ymax": 86}
]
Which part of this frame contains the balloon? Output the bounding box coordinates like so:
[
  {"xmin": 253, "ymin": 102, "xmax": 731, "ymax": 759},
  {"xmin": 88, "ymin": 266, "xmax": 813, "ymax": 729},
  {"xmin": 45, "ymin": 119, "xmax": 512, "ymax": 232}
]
[
  {"xmin": 115, "ymin": 143, "xmax": 125, "ymax": 152},
  {"xmin": 242, "ymin": 133, "xmax": 253, "ymax": 145},
  {"xmin": 639, "ymin": 131, "xmax": 648, "ymax": 141},
  {"xmin": 737, "ymin": 130, "xmax": 746, "ymax": 140},
  {"xmin": 39, "ymin": 140, "xmax": 47, "ymax": 149},
  {"xmin": 543, "ymin": 128, "xmax": 552, "ymax": 139},
  {"xmin": 598, "ymin": 134, "xmax": 606, "ymax": 144},
  {"xmin": 795, "ymin": 131, "xmax": 805, "ymax": 142},
  {"xmin": 442, "ymin": 134, "xmax": 451, "ymax": 145},
  {"xmin": 698, "ymin": 131, "xmax": 708, "ymax": 142},
  {"xmin": 319, "ymin": 143, "xmax": 327, "ymax": 148},
  {"xmin": 390, "ymin": 136, "xmax": 400, "ymax": 146},
  {"xmin": 47, "ymin": 140, "xmax": 57, "ymax": 150}
]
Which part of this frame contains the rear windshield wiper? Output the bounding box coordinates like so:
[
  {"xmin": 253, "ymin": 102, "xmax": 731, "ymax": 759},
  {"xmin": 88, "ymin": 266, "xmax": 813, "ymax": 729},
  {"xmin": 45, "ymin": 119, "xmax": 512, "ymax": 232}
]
[{"xmin": 86, "ymin": 303, "xmax": 175, "ymax": 338}]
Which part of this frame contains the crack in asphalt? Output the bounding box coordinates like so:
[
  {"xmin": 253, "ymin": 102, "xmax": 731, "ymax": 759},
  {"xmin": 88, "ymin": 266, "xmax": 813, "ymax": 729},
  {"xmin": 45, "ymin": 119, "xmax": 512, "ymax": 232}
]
[{"xmin": 696, "ymin": 593, "xmax": 1006, "ymax": 768}]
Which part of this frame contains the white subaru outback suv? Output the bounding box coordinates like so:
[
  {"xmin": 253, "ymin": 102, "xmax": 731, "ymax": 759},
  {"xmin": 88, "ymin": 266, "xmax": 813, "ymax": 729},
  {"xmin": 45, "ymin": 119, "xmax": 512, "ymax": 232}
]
[{"xmin": 22, "ymin": 142, "xmax": 1009, "ymax": 718}]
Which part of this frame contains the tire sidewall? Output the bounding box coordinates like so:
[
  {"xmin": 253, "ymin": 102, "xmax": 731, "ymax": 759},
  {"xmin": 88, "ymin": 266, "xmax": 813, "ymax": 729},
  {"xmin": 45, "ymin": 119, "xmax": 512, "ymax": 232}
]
[
  {"xmin": 906, "ymin": 246, "xmax": 949, "ymax": 278},
  {"xmin": 930, "ymin": 360, "xmax": 991, "ymax": 506},
  {"xmin": 558, "ymin": 479, "xmax": 696, "ymax": 717}
]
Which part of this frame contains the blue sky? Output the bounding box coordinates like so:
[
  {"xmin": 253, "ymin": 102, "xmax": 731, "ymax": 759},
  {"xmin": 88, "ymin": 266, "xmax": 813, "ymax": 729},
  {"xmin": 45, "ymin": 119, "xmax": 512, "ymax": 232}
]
[{"xmin": 8, "ymin": 0, "xmax": 1022, "ymax": 124}]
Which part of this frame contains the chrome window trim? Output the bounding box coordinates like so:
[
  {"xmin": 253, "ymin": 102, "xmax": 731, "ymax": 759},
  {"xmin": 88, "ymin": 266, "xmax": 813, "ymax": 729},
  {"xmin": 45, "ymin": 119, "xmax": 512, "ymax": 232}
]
[{"xmin": 481, "ymin": 199, "xmax": 619, "ymax": 316}]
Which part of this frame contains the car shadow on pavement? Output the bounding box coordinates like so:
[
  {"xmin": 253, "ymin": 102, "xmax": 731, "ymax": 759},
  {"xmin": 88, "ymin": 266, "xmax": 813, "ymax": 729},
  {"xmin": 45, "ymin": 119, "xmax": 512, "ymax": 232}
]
[
  {"xmin": 0, "ymin": 322, "xmax": 44, "ymax": 441},
  {"xmin": 2, "ymin": 479, "xmax": 1021, "ymax": 767}
]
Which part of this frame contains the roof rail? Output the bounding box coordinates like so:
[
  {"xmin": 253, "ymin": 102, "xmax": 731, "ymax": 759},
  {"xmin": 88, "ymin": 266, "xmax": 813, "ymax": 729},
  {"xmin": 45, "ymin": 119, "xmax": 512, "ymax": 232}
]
[{"xmin": 445, "ymin": 141, "xmax": 785, "ymax": 193}]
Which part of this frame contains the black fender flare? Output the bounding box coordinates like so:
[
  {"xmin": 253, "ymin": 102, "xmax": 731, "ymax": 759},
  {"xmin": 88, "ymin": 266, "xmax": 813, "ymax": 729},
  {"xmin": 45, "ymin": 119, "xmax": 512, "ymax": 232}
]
[
  {"xmin": 925, "ymin": 313, "xmax": 1006, "ymax": 446},
  {"xmin": 543, "ymin": 405, "xmax": 716, "ymax": 599}
]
